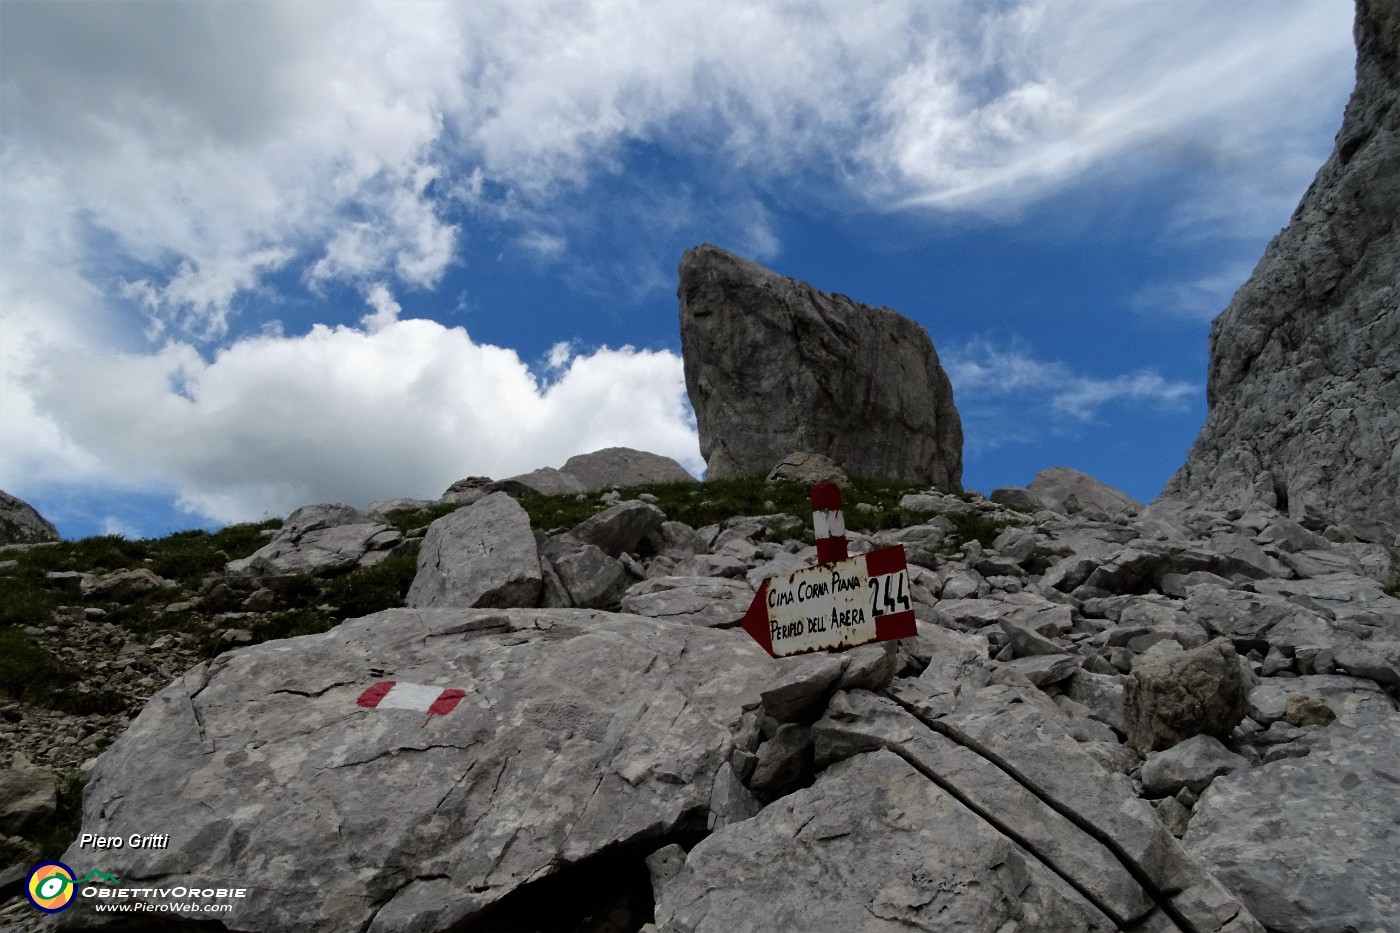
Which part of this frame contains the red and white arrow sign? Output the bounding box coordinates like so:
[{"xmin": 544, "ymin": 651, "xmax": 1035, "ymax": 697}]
[
  {"xmin": 742, "ymin": 545, "xmax": 916, "ymax": 658},
  {"xmin": 357, "ymin": 681, "xmax": 466, "ymax": 727}
]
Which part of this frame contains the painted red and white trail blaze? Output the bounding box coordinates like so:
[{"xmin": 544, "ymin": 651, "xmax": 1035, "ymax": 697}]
[
  {"xmin": 741, "ymin": 483, "xmax": 916, "ymax": 658},
  {"xmin": 811, "ymin": 482, "xmax": 848, "ymax": 564},
  {"xmin": 357, "ymin": 681, "xmax": 465, "ymax": 727}
]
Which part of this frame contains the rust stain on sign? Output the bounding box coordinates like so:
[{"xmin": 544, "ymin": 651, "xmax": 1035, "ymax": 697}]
[{"xmin": 741, "ymin": 546, "xmax": 915, "ymax": 658}]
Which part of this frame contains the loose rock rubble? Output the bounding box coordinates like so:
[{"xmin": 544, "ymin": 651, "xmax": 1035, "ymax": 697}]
[{"xmin": 4, "ymin": 463, "xmax": 1392, "ymax": 933}]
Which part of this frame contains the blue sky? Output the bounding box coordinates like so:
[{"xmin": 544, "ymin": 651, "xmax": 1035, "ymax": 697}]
[{"xmin": 0, "ymin": 1, "xmax": 1357, "ymax": 541}]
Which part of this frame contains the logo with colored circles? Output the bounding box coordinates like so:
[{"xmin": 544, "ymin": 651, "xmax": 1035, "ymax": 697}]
[{"xmin": 26, "ymin": 861, "xmax": 76, "ymax": 913}]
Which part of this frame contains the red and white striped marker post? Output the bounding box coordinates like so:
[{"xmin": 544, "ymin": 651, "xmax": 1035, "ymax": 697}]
[
  {"xmin": 811, "ymin": 482, "xmax": 848, "ymax": 564},
  {"xmin": 357, "ymin": 681, "xmax": 466, "ymax": 728},
  {"xmin": 740, "ymin": 483, "xmax": 916, "ymax": 658}
]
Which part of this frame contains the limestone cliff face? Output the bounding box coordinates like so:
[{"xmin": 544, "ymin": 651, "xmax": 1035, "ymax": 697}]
[
  {"xmin": 0, "ymin": 490, "xmax": 60, "ymax": 545},
  {"xmin": 1161, "ymin": 0, "xmax": 1399, "ymax": 541}
]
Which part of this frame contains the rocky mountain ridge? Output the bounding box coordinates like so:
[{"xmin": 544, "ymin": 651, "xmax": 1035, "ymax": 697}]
[
  {"xmin": 1160, "ymin": 0, "xmax": 1399, "ymax": 539},
  {"xmin": 2, "ymin": 458, "xmax": 1397, "ymax": 932}
]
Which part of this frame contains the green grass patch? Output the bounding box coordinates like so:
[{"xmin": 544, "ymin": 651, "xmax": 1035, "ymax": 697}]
[
  {"xmin": 0, "ymin": 625, "xmax": 67, "ymax": 702},
  {"xmin": 941, "ymin": 511, "xmax": 1012, "ymax": 552},
  {"xmin": 0, "ymin": 573, "xmax": 59, "ymax": 629},
  {"xmin": 2, "ymin": 520, "xmax": 280, "ymax": 582},
  {"xmin": 513, "ymin": 476, "xmax": 962, "ymax": 538},
  {"xmin": 0, "ymin": 626, "xmax": 126, "ymax": 715},
  {"xmin": 376, "ymin": 477, "xmax": 980, "ymax": 542},
  {"xmin": 381, "ymin": 501, "xmax": 465, "ymax": 533},
  {"xmin": 324, "ymin": 549, "xmax": 420, "ymax": 618},
  {"xmin": 249, "ymin": 608, "xmax": 337, "ymax": 644},
  {"xmin": 19, "ymin": 535, "xmax": 150, "ymax": 575},
  {"xmin": 142, "ymin": 521, "xmax": 282, "ymax": 586}
]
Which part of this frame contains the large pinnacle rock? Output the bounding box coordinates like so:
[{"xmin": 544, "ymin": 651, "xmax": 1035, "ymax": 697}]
[
  {"xmin": 678, "ymin": 244, "xmax": 962, "ymax": 488},
  {"xmin": 1160, "ymin": 0, "xmax": 1400, "ymax": 540}
]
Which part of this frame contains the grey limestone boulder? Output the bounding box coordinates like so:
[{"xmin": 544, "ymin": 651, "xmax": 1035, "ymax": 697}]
[
  {"xmin": 559, "ymin": 447, "xmax": 697, "ymax": 492},
  {"xmin": 406, "ymin": 492, "xmax": 542, "ymax": 608},
  {"xmin": 1000, "ymin": 653, "xmax": 1081, "ymax": 686},
  {"xmin": 990, "ymin": 486, "xmax": 1049, "ymax": 513},
  {"xmin": 0, "ymin": 489, "xmax": 60, "ymax": 545},
  {"xmin": 1028, "ymin": 466, "xmax": 1142, "ymax": 518},
  {"xmin": 1124, "ymin": 638, "xmax": 1249, "ymax": 755},
  {"xmin": 672, "ymin": 552, "xmax": 751, "ymax": 578},
  {"xmin": 366, "ymin": 496, "xmax": 434, "ymax": 516},
  {"xmin": 938, "ymin": 591, "xmax": 1073, "ymax": 636},
  {"xmin": 571, "ymin": 500, "xmax": 666, "ymax": 557},
  {"xmin": 438, "ymin": 475, "xmax": 493, "ymax": 505},
  {"xmin": 1186, "ymin": 716, "xmax": 1400, "ymax": 933},
  {"xmin": 678, "ymin": 243, "xmax": 962, "ymax": 487},
  {"xmin": 1140, "ymin": 735, "xmax": 1249, "ymax": 797},
  {"xmin": 489, "ymin": 466, "xmax": 586, "ymax": 497},
  {"xmin": 540, "ymin": 533, "xmax": 629, "ymax": 609},
  {"xmin": 0, "ymin": 757, "xmax": 57, "ymax": 834},
  {"xmin": 655, "ymin": 750, "xmax": 1123, "ymax": 933},
  {"xmin": 1159, "ymin": 0, "xmax": 1400, "ymax": 539},
  {"xmin": 80, "ymin": 567, "xmax": 172, "ymax": 600},
  {"xmin": 226, "ymin": 503, "xmax": 401, "ymax": 578}
]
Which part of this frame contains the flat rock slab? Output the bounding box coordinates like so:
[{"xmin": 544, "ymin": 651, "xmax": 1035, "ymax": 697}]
[
  {"xmin": 1001, "ymin": 653, "xmax": 1080, "ymax": 686},
  {"xmin": 1247, "ymin": 674, "xmax": 1396, "ymax": 726},
  {"xmin": 888, "ymin": 676, "xmax": 1262, "ymax": 933},
  {"xmin": 813, "ymin": 691, "xmax": 1154, "ymax": 926},
  {"xmin": 1186, "ymin": 716, "xmax": 1400, "ymax": 933},
  {"xmin": 621, "ymin": 575, "xmax": 754, "ymax": 628},
  {"xmin": 489, "ymin": 466, "xmax": 585, "ymax": 497},
  {"xmin": 654, "ymin": 749, "xmax": 1118, "ymax": 932},
  {"xmin": 58, "ymin": 608, "xmax": 835, "ymax": 933}
]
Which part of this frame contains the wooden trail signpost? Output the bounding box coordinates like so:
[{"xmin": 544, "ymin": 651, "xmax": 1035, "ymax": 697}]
[{"xmin": 742, "ymin": 483, "xmax": 917, "ymax": 658}]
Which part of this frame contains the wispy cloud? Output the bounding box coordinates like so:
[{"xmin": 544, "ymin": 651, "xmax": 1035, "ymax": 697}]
[
  {"xmin": 101, "ymin": 515, "xmax": 143, "ymax": 540},
  {"xmin": 945, "ymin": 338, "xmax": 1196, "ymax": 423},
  {"xmin": 1, "ymin": 0, "xmax": 1353, "ymax": 341},
  {"xmin": 1130, "ymin": 261, "xmax": 1258, "ymax": 322}
]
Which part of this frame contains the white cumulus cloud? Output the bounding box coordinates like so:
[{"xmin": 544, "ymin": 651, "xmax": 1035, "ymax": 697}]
[{"xmin": 22, "ymin": 315, "xmax": 699, "ymax": 525}]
